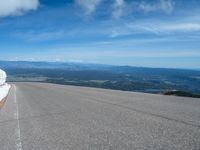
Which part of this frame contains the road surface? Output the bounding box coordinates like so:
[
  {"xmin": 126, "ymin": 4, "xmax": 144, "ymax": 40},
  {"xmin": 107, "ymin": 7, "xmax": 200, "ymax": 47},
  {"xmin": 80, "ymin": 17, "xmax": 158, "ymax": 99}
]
[{"xmin": 0, "ymin": 82, "xmax": 200, "ymax": 150}]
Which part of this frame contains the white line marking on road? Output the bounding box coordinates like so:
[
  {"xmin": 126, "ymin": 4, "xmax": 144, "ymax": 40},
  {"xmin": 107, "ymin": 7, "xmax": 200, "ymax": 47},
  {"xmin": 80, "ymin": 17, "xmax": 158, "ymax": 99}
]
[{"xmin": 14, "ymin": 85, "xmax": 22, "ymax": 150}]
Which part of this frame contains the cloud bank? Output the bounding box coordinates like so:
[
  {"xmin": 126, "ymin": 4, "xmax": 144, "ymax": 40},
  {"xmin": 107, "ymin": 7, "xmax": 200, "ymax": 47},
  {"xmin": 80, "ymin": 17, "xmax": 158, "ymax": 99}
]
[
  {"xmin": 75, "ymin": 0, "xmax": 175, "ymax": 18},
  {"xmin": 139, "ymin": 0, "xmax": 175, "ymax": 14},
  {"xmin": 0, "ymin": 0, "xmax": 39, "ymax": 17},
  {"xmin": 110, "ymin": 22, "xmax": 200, "ymax": 38},
  {"xmin": 131, "ymin": 23, "xmax": 200, "ymax": 34},
  {"xmin": 75, "ymin": 0, "xmax": 103, "ymax": 16},
  {"xmin": 112, "ymin": 0, "xmax": 125, "ymax": 19}
]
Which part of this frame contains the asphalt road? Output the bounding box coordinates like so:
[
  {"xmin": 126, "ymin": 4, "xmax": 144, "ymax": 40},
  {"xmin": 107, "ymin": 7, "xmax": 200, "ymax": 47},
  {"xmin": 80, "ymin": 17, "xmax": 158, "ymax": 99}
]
[{"xmin": 0, "ymin": 82, "xmax": 200, "ymax": 150}]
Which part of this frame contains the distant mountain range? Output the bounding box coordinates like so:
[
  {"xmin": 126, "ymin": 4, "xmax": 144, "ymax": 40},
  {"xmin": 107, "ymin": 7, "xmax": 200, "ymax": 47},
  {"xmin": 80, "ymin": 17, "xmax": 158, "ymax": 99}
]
[
  {"xmin": 0, "ymin": 60, "xmax": 199, "ymax": 73},
  {"xmin": 0, "ymin": 61, "xmax": 104, "ymax": 70},
  {"xmin": 1, "ymin": 61, "xmax": 200, "ymax": 97}
]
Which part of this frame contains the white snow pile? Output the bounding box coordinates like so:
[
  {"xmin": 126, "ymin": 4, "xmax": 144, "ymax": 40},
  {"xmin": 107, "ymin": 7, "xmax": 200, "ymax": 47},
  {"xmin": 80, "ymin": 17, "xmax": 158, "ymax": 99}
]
[
  {"xmin": 0, "ymin": 69, "xmax": 10, "ymax": 101},
  {"xmin": 0, "ymin": 84, "xmax": 11, "ymax": 101},
  {"xmin": 0, "ymin": 69, "xmax": 6, "ymax": 85}
]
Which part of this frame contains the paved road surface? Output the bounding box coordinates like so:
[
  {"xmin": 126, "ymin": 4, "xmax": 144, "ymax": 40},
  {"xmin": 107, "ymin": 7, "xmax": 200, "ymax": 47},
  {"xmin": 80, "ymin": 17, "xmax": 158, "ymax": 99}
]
[{"xmin": 0, "ymin": 82, "xmax": 200, "ymax": 150}]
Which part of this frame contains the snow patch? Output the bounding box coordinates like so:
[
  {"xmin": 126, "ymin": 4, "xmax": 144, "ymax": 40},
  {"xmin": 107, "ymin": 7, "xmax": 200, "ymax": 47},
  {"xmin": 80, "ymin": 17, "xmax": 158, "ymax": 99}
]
[
  {"xmin": 0, "ymin": 69, "xmax": 10, "ymax": 101},
  {"xmin": 0, "ymin": 84, "xmax": 11, "ymax": 101},
  {"xmin": 0, "ymin": 69, "xmax": 6, "ymax": 85}
]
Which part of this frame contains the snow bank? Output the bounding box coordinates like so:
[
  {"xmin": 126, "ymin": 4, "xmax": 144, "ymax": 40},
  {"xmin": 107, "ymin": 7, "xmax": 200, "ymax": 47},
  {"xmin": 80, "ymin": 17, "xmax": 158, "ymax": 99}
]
[
  {"xmin": 0, "ymin": 69, "xmax": 6, "ymax": 85},
  {"xmin": 0, "ymin": 69, "xmax": 10, "ymax": 102},
  {"xmin": 0, "ymin": 84, "xmax": 11, "ymax": 101}
]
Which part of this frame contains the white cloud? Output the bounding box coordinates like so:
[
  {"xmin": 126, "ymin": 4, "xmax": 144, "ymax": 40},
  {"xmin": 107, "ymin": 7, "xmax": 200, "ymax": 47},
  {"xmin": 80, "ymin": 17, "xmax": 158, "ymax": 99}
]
[
  {"xmin": 27, "ymin": 31, "xmax": 66, "ymax": 42},
  {"xmin": 0, "ymin": 0, "xmax": 39, "ymax": 17},
  {"xmin": 135, "ymin": 23, "xmax": 200, "ymax": 34},
  {"xmin": 161, "ymin": 23, "xmax": 200, "ymax": 32},
  {"xmin": 109, "ymin": 22, "xmax": 200, "ymax": 37},
  {"xmin": 12, "ymin": 30, "xmax": 67, "ymax": 42},
  {"xmin": 112, "ymin": 0, "xmax": 125, "ymax": 19},
  {"xmin": 75, "ymin": 0, "xmax": 103, "ymax": 16},
  {"xmin": 75, "ymin": 0, "xmax": 126, "ymax": 18},
  {"xmin": 139, "ymin": 0, "xmax": 174, "ymax": 14}
]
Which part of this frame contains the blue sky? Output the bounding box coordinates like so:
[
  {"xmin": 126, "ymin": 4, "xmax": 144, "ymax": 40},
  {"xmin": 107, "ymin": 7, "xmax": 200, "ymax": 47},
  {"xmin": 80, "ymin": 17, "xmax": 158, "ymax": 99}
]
[{"xmin": 0, "ymin": 0, "xmax": 200, "ymax": 69}]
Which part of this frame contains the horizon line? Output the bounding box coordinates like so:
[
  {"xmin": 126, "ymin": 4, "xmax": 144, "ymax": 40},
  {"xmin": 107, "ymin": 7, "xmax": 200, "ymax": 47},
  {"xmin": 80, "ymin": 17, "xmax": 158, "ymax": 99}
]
[{"xmin": 0, "ymin": 60, "xmax": 200, "ymax": 71}]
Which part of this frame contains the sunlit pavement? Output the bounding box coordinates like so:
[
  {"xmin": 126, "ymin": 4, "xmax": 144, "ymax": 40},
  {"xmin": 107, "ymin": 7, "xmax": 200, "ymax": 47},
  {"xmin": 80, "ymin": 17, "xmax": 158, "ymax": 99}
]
[{"xmin": 0, "ymin": 82, "xmax": 200, "ymax": 150}]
